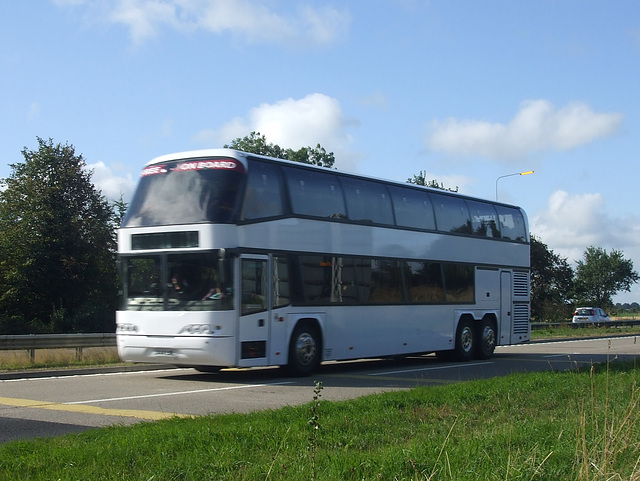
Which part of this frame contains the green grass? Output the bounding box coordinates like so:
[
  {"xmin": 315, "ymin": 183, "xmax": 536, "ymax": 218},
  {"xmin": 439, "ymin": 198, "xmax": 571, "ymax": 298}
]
[
  {"xmin": 1, "ymin": 361, "xmax": 639, "ymax": 480},
  {"xmin": 531, "ymin": 324, "xmax": 640, "ymax": 341}
]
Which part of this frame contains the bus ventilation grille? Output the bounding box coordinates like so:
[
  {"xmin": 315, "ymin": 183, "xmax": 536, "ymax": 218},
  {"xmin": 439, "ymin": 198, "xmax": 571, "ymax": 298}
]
[
  {"xmin": 512, "ymin": 271, "xmax": 530, "ymax": 299},
  {"xmin": 512, "ymin": 303, "xmax": 530, "ymax": 334}
]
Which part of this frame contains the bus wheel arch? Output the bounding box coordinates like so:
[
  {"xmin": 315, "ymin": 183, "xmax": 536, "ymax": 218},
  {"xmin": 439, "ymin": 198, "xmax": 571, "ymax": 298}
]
[
  {"xmin": 286, "ymin": 318, "xmax": 323, "ymax": 376},
  {"xmin": 476, "ymin": 315, "xmax": 497, "ymax": 360}
]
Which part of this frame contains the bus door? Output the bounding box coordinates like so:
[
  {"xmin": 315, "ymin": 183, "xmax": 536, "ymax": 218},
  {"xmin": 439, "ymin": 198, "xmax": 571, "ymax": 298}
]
[
  {"xmin": 238, "ymin": 255, "xmax": 289, "ymax": 367},
  {"xmin": 238, "ymin": 255, "xmax": 271, "ymax": 367},
  {"xmin": 500, "ymin": 271, "xmax": 513, "ymax": 345}
]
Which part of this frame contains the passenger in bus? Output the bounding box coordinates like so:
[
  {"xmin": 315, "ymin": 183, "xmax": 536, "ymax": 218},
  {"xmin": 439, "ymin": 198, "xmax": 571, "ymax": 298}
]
[
  {"xmin": 202, "ymin": 282, "xmax": 223, "ymax": 300},
  {"xmin": 171, "ymin": 273, "xmax": 188, "ymax": 293}
]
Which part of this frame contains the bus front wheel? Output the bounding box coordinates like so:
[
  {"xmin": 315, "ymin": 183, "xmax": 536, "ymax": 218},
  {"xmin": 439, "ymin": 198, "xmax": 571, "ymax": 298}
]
[{"xmin": 286, "ymin": 322, "xmax": 321, "ymax": 376}]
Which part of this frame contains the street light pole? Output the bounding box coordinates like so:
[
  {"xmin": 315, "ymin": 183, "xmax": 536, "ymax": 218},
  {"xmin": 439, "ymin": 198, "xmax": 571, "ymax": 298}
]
[{"xmin": 495, "ymin": 170, "xmax": 534, "ymax": 200}]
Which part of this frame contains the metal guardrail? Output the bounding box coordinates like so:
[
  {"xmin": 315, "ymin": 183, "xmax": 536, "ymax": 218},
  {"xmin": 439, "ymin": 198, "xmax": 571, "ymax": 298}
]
[
  {"xmin": 531, "ymin": 320, "xmax": 640, "ymax": 330},
  {"xmin": 0, "ymin": 333, "xmax": 116, "ymax": 362}
]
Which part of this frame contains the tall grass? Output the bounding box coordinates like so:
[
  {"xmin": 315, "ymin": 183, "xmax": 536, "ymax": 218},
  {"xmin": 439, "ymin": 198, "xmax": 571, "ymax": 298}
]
[
  {"xmin": 1, "ymin": 361, "xmax": 638, "ymax": 480},
  {"xmin": 0, "ymin": 347, "xmax": 121, "ymax": 371},
  {"xmin": 575, "ymin": 362, "xmax": 640, "ymax": 480}
]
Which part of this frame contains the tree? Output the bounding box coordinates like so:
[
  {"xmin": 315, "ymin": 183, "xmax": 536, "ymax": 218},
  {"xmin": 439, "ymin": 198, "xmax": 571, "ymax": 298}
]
[
  {"xmin": 224, "ymin": 131, "xmax": 335, "ymax": 168},
  {"xmin": 0, "ymin": 138, "xmax": 119, "ymax": 334},
  {"xmin": 529, "ymin": 235, "xmax": 574, "ymax": 321},
  {"xmin": 407, "ymin": 170, "xmax": 458, "ymax": 192},
  {"xmin": 572, "ymin": 246, "xmax": 639, "ymax": 309}
]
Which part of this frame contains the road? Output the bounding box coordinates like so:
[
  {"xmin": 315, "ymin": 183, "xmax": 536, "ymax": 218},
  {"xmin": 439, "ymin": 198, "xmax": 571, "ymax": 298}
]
[{"xmin": 1, "ymin": 335, "xmax": 638, "ymax": 444}]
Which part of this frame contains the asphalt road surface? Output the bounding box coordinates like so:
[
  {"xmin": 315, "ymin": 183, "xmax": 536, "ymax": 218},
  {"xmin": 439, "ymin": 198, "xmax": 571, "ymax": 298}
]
[{"xmin": 1, "ymin": 335, "xmax": 638, "ymax": 444}]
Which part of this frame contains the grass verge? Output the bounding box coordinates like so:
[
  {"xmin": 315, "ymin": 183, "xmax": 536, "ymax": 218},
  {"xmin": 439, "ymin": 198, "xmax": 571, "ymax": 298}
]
[
  {"xmin": 531, "ymin": 324, "xmax": 640, "ymax": 341},
  {"xmin": 1, "ymin": 361, "xmax": 638, "ymax": 480}
]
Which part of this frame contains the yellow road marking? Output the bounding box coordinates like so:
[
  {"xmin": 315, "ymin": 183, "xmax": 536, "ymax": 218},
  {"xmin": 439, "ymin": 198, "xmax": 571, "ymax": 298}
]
[{"xmin": 0, "ymin": 396, "xmax": 191, "ymax": 421}]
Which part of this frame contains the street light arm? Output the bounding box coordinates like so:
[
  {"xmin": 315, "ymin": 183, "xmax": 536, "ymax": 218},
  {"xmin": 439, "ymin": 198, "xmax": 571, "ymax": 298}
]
[{"xmin": 495, "ymin": 170, "xmax": 534, "ymax": 200}]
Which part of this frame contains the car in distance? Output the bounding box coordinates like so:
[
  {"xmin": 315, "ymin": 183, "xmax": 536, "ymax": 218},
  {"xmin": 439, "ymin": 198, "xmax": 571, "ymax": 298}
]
[{"xmin": 572, "ymin": 307, "xmax": 611, "ymax": 323}]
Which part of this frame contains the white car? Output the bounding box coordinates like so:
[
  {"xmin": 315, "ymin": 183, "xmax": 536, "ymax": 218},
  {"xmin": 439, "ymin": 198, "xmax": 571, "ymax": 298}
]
[{"xmin": 572, "ymin": 307, "xmax": 611, "ymax": 323}]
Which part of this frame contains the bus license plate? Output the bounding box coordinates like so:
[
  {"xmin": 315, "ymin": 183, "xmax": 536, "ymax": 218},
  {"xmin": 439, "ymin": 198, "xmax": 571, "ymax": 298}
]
[{"xmin": 154, "ymin": 349, "xmax": 174, "ymax": 357}]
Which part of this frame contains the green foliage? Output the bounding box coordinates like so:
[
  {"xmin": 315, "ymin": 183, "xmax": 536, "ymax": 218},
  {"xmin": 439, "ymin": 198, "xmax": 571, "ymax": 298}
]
[
  {"xmin": 530, "ymin": 238, "xmax": 640, "ymax": 319},
  {"xmin": 225, "ymin": 131, "xmax": 335, "ymax": 168},
  {"xmin": 0, "ymin": 138, "xmax": 119, "ymax": 334},
  {"xmin": 530, "ymin": 235, "xmax": 574, "ymax": 321},
  {"xmin": 406, "ymin": 170, "xmax": 458, "ymax": 192},
  {"xmin": 573, "ymin": 246, "xmax": 639, "ymax": 309}
]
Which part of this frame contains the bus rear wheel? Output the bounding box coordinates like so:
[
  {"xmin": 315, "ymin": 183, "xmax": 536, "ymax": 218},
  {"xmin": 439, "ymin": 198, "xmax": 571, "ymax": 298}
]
[
  {"xmin": 476, "ymin": 318, "xmax": 497, "ymax": 360},
  {"xmin": 453, "ymin": 318, "xmax": 475, "ymax": 362},
  {"xmin": 286, "ymin": 322, "xmax": 321, "ymax": 376}
]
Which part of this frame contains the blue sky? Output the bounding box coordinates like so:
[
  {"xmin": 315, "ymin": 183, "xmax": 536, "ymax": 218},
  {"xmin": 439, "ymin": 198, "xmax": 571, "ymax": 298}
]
[{"xmin": 1, "ymin": 1, "xmax": 639, "ymax": 303}]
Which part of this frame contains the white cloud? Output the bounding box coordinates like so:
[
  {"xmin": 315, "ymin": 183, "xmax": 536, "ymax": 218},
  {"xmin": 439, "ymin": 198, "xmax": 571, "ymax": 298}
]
[
  {"xmin": 60, "ymin": 0, "xmax": 350, "ymax": 46},
  {"xmin": 194, "ymin": 92, "xmax": 359, "ymax": 170},
  {"xmin": 531, "ymin": 190, "xmax": 640, "ymax": 303},
  {"xmin": 426, "ymin": 100, "xmax": 623, "ymax": 161},
  {"xmin": 86, "ymin": 161, "xmax": 137, "ymax": 202},
  {"xmin": 531, "ymin": 190, "xmax": 608, "ymax": 261}
]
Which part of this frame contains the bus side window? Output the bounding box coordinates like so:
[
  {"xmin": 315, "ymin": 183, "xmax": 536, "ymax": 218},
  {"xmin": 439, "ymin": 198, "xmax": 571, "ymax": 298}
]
[
  {"xmin": 273, "ymin": 257, "xmax": 290, "ymax": 308},
  {"xmin": 241, "ymin": 161, "xmax": 284, "ymax": 220},
  {"xmin": 341, "ymin": 178, "xmax": 394, "ymax": 225},
  {"xmin": 388, "ymin": 186, "xmax": 436, "ymax": 230},
  {"xmin": 404, "ymin": 262, "xmax": 445, "ymax": 303},
  {"xmin": 495, "ymin": 206, "xmax": 527, "ymax": 242},
  {"xmin": 442, "ymin": 263, "xmax": 474, "ymax": 302},
  {"xmin": 466, "ymin": 200, "xmax": 500, "ymax": 238},
  {"xmin": 370, "ymin": 260, "xmax": 403, "ymax": 303},
  {"xmin": 432, "ymin": 193, "xmax": 472, "ymax": 234},
  {"xmin": 241, "ymin": 259, "xmax": 268, "ymax": 315},
  {"xmin": 284, "ymin": 167, "xmax": 347, "ymax": 219}
]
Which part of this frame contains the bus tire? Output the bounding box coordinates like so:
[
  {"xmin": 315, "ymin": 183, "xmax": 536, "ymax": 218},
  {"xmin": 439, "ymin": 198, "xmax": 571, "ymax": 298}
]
[
  {"xmin": 453, "ymin": 318, "xmax": 475, "ymax": 362},
  {"xmin": 475, "ymin": 318, "xmax": 497, "ymax": 360},
  {"xmin": 286, "ymin": 322, "xmax": 322, "ymax": 376}
]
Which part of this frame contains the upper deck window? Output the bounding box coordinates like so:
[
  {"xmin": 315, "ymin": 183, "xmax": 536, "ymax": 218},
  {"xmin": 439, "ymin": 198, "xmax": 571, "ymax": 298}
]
[
  {"xmin": 388, "ymin": 186, "xmax": 436, "ymax": 230},
  {"xmin": 341, "ymin": 178, "xmax": 394, "ymax": 225},
  {"xmin": 122, "ymin": 157, "xmax": 244, "ymax": 227},
  {"xmin": 495, "ymin": 205, "xmax": 527, "ymax": 241},
  {"xmin": 466, "ymin": 200, "xmax": 500, "ymax": 238},
  {"xmin": 432, "ymin": 193, "xmax": 472, "ymax": 234},
  {"xmin": 241, "ymin": 161, "xmax": 285, "ymax": 220},
  {"xmin": 285, "ymin": 167, "xmax": 346, "ymax": 219}
]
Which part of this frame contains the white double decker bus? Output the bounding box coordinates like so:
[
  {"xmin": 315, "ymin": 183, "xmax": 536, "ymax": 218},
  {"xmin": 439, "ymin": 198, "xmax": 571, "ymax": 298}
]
[{"xmin": 117, "ymin": 149, "xmax": 530, "ymax": 375}]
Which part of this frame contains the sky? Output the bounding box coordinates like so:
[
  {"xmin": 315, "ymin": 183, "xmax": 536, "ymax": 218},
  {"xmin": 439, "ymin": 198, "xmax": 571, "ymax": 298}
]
[{"xmin": 1, "ymin": 0, "xmax": 639, "ymax": 303}]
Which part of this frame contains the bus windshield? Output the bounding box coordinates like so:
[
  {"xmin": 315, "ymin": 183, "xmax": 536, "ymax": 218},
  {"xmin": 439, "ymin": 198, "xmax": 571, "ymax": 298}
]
[
  {"xmin": 121, "ymin": 251, "xmax": 234, "ymax": 312},
  {"xmin": 122, "ymin": 157, "xmax": 245, "ymax": 227}
]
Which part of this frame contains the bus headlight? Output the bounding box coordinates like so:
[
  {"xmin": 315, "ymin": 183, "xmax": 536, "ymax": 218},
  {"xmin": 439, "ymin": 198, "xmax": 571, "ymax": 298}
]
[{"xmin": 180, "ymin": 324, "xmax": 216, "ymax": 335}]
